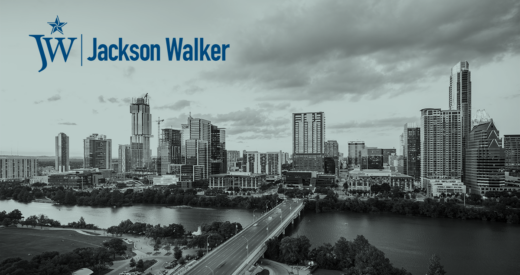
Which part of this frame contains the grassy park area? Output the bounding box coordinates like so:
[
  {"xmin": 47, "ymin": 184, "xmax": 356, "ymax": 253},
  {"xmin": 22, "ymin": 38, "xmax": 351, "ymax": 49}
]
[{"xmin": 0, "ymin": 227, "xmax": 113, "ymax": 261}]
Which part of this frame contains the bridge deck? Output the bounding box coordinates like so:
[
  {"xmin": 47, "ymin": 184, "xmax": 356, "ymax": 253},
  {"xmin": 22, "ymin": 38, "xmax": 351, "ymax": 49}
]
[{"xmin": 182, "ymin": 199, "xmax": 304, "ymax": 275}]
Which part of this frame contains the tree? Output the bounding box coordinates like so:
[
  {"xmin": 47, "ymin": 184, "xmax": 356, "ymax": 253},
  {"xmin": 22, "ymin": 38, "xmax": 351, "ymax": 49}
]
[
  {"xmin": 137, "ymin": 259, "xmax": 144, "ymax": 269},
  {"xmin": 103, "ymin": 238, "xmax": 128, "ymax": 259},
  {"xmin": 7, "ymin": 209, "xmax": 23, "ymax": 223},
  {"xmin": 130, "ymin": 258, "xmax": 136, "ymax": 267},
  {"xmin": 24, "ymin": 215, "xmax": 38, "ymax": 228},
  {"xmin": 79, "ymin": 217, "xmax": 86, "ymax": 228},
  {"xmin": 174, "ymin": 249, "xmax": 183, "ymax": 260},
  {"xmin": 426, "ymin": 254, "xmax": 446, "ymax": 275}
]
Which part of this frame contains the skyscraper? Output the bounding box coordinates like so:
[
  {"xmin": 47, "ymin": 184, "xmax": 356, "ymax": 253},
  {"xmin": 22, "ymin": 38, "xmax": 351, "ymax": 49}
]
[
  {"xmin": 118, "ymin": 144, "xmax": 131, "ymax": 173},
  {"xmin": 185, "ymin": 139, "xmax": 209, "ymax": 179},
  {"xmin": 160, "ymin": 128, "xmax": 182, "ymax": 164},
  {"xmin": 348, "ymin": 141, "xmax": 365, "ymax": 167},
  {"xmin": 292, "ymin": 112, "xmax": 325, "ymax": 154},
  {"xmin": 130, "ymin": 96, "xmax": 152, "ymax": 169},
  {"xmin": 325, "ymin": 140, "xmax": 339, "ymax": 157},
  {"xmin": 83, "ymin": 134, "xmax": 112, "ymax": 169},
  {"xmin": 211, "ymin": 125, "xmax": 227, "ymax": 174},
  {"xmin": 449, "ymin": 61, "xmax": 471, "ymax": 180},
  {"xmin": 466, "ymin": 115, "xmax": 505, "ymax": 194},
  {"xmin": 180, "ymin": 124, "xmax": 189, "ymax": 164},
  {"xmin": 420, "ymin": 108, "xmax": 462, "ymax": 187},
  {"xmin": 292, "ymin": 112, "xmax": 325, "ymax": 172},
  {"xmin": 504, "ymin": 135, "xmax": 520, "ymax": 171},
  {"xmin": 185, "ymin": 115, "xmax": 212, "ymax": 178},
  {"xmin": 227, "ymin": 150, "xmax": 241, "ymax": 171},
  {"xmin": 402, "ymin": 123, "xmax": 421, "ymax": 181},
  {"xmin": 55, "ymin": 132, "xmax": 69, "ymax": 172}
]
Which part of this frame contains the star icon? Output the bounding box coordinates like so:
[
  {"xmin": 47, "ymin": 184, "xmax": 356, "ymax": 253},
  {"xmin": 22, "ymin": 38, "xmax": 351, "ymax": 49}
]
[{"xmin": 48, "ymin": 16, "xmax": 67, "ymax": 35}]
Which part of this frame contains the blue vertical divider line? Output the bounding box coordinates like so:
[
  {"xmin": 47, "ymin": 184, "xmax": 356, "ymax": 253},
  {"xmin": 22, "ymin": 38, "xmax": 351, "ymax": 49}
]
[{"xmin": 81, "ymin": 34, "xmax": 83, "ymax": 66}]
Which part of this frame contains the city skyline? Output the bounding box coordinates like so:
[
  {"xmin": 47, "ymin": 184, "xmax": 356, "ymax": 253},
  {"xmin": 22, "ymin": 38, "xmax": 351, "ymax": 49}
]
[{"xmin": 1, "ymin": 0, "xmax": 520, "ymax": 158}]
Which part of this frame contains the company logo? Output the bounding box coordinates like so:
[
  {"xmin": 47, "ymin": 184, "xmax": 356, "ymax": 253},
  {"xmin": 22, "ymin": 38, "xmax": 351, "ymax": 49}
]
[
  {"xmin": 29, "ymin": 16, "xmax": 76, "ymax": 72},
  {"xmin": 48, "ymin": 16, "xmax": 67, "ymax": 35},
  {"xmin": 29, "ymin": 16, "xmax": 231, "ymax": 73}
]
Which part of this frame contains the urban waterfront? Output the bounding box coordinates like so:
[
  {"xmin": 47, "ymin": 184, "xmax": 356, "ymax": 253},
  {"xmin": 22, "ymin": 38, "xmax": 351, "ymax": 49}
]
[{"xmin": 2, "ymin": 200, "xmax": 519, "ymax": 275}]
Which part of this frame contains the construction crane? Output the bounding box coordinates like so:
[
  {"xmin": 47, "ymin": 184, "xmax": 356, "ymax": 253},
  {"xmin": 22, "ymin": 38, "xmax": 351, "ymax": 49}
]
[{"xmin": 155, "ymin": 117, "xmax": 164, "ymax": 143}]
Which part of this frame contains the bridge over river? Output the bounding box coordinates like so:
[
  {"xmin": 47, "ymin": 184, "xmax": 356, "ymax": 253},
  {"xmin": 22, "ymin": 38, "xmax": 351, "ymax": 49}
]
[{"xmin": 176, "ymin": 199, "xmax": 305, "ymax": 275}]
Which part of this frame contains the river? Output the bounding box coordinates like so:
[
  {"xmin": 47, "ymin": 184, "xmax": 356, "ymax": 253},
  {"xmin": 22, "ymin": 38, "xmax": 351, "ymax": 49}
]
[{"xmin": 1, "ymin": 200, "xmax": 519, "ymax": 275}]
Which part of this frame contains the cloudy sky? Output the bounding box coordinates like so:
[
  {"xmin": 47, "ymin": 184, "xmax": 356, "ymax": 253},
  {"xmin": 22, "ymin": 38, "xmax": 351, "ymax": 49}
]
[{"xmin": 1, "ymin": 0, "xmax": 519, "ymax": 157}]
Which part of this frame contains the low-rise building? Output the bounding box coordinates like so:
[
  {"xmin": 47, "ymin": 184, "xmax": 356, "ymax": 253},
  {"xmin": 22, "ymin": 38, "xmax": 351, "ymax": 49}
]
[
  {"xmin": 153, "ymin": 175, "xmax": 179, "ymax": 186},
  {"xmin": 209, "ymin": 172, "xmax": 266, "ymax": 189},
  {"xmin": 425, "ymin": 178, "xmax": 466, "ymax": 197},
  {"xmin": 284, "ymin": 171, "xmax": 316, "ymax": 188},
  {"xmin": 30, "ymin": 176, "xmax": 49, "ymax": 184},
  {"xmin": 316, "ymin": 174, "xmax": 336, "ymax": 187}
]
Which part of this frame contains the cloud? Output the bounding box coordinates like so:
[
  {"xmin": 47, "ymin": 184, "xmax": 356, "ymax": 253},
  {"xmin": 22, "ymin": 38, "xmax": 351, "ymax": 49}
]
[
  {"xmin": 504, "ymin": 92, "xmax": 520, "ymax": 99},
  {"xmin": 58, "ymin": 122, "xmax": 76, "ymax": 126},
  {"xmin": 92, "ymin": 109, "xmax": 98, "ymax": 114},
  {"xmin": 329, "ymin": 116, "xmax": 419, "ymax": 131},
  {"xmin": 257, "ymin": 102, "xmax": 291, "ymax": 110},
  {"xmin": 172, "ymin": 84, "xmax": 205, "ymax": 95},
  {"xmin": 47, "ymin": 94, "xmax": 61, "ymax": 101},
  {"xmin": 34, "ymin": 94, "xmax": 61, "ymax": 104},
  {"xmin": 108, "ymin": 97, "xmax": 119, "ymax": 103},
  {"xmin": 156, "ymin": 100, "xmax": 191, "ymax": 110},
  {"xmin": 202, "ymin": 0, "xmax": 520, "ymax": 102},
  {"xmin": 185, "ymin": 85, "xmax": 204, "ymax": 95},
  {"xmin": 124, "ymin": 66, "xmax": 135, "ymax": 78},
  {"xmin": 98, "ymin": 96, "xmax": 105, "ymax": 103}
]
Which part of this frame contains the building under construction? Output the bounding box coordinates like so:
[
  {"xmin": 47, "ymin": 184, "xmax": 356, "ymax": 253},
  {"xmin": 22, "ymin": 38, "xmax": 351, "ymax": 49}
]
[{"xmin": 130, "ymin": 95, "xmax": 153, "ymax": 170}]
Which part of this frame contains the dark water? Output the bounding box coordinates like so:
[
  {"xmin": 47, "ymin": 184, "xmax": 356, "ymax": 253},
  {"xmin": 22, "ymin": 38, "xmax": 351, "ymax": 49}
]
[
  {"xmin": 287, "ymin": 211, "xmax": 520, "ymax": 275},
  {"xmin": 1, "ymin": 200, "xmax": 519, "ymax": 275}
]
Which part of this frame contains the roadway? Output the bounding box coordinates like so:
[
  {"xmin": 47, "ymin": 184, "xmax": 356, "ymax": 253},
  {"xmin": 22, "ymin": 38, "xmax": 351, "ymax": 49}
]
[{"xmin": 185, "ymin": 199, "xmax": 303, "ymax": 275}]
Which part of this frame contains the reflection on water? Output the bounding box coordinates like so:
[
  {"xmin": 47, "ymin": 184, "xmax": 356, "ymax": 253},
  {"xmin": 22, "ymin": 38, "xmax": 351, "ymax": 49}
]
[
  {"xmin": 1, "ymin": 200, "xmax": 519, "ymax": 275},
  {"xmin": 0, "ymin": 200, "xmax": 254, "ymax": 231},
  {"xmin": 287, "ymin": 211, "xmax": 520, "ymax": 275}
]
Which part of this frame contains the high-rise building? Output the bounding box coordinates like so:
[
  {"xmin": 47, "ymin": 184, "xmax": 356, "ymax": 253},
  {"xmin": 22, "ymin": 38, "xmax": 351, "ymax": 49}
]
[
  {"xmin": 211, "ymin": 125, "xmax": 227, "ymax": 175},
  {"xmin": 162, "ymin": 128, "xmax": 182, "ymax": 164},
  {"xmin": 0, "ymin": 157, "xmax": 38, "ymax": 180},
  {"xmin": 130, "ymin": 96, "xmax": 152, "ymax": 169},
  {"xmin": 348, "ymin": 141, "xmax": 365, "ymax": 167},
  {"xmin": 292, "ymin": 112, "xmax": 325, "ymax": 172},
  {"xmin": 466, "ymin": 116, "xmax": 505, "ymax": 194},
  {"xmin": 157, "ymin": 128, "xmax": 182, "ymax": 175},
  {"xmin": 402, "ymin": 123, "xmax": 421, "ymax": 181},
  {"xmin": 382, "ymin": 149, "xmax": 396, "ymax": 166},
  {"xmin": 292, "ymin": 112, "xmax": 325, "ymax": 154},
  {"xmin": 227, "ymin": 150, "xmax": 241, "ymax": 171},
  {"xmin": 449, "ymin": 61, "xmax": 472, "ymax": 181},
  {"xmin": 420, "ymin": 108, "xmax": 462, "ymax": 188},
  {"xmin": 55, "ymin": 132, "xmax": 69, "ymax": 172},
  {"xmin": 243, "ymin": 151, "xmax": 283, "ymax": 176},
  {"xmin": 325, "ymin": 140, "xmax": 339, "ymax": 157},
  {"xmin": 157, "ymin": 142, "xmax": 170, "ymax": 176},
  {"xmin": 83, "ymin": 134, "xmax": 112, "ymax": 169},
  {"xmin": 185, "ymin": 139, "xmax": 209, "ymax": 179},
  {"xmin": 180, "ymin": 124, "xmax": 190, "ymax": 164},
  {"xmin": 118, "ymin": 144, "xmax": 131, "ymax": 173},
  {"xmin": 504, "ymin": 135, "xmax": 520, "ymax": 171}
]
